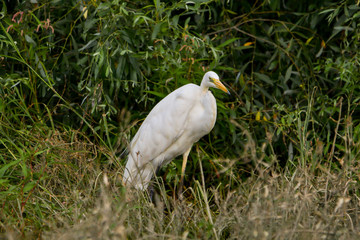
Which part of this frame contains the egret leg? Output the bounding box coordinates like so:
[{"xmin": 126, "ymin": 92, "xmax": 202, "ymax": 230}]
[
  {"xmin": 149, "ymin": 165, "xmax": 161, "ymax": 203},
  {"xmin": 178, "ymin": 146, "xmax": 192, "ymax": 199},
  {"xmin": 148, "ymin": 183, "xmax": 155, "ymax": 202}
]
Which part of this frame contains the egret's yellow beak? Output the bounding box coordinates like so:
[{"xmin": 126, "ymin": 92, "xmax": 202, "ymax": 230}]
[{"xmin": 211, "ymin": 77, "xmax": 230, "ymax": 95}]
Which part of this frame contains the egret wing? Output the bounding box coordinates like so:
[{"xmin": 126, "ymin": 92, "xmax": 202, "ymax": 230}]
[{"xmin": 129, "ymin": 84, "xmax": 199, "ymax": 168}]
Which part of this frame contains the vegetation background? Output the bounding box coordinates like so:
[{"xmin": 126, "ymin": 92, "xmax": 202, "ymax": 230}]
[{"xmin": 1, "ymin": 0, "xmax": 360, "ymax": 239}]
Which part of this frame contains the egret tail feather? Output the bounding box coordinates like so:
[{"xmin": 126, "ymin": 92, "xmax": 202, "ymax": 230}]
[{"xmin": 122, "ymin": 155, "xmax": 154, "ymax": 190}]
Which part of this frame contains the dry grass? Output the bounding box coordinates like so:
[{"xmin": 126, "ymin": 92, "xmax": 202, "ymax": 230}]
[
  {"xmin": 1, "ymin": 129, "xmax": 360, "ymax": 239},
  {"xmin": 33, "ymin": 164, "xmax": 360, "ymax": 239}
]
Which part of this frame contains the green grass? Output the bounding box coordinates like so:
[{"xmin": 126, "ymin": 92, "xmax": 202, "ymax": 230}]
[
  {"xmin": 1, "ymin": 53, "xmax": 359, "ymax": 240},
  {"xmin": 1, "ymin": 84, "xmax": 359, "ymax": 239},
  {"xmin": 1, "ymin": 110, "xmax": 359, "ymax": 239}
]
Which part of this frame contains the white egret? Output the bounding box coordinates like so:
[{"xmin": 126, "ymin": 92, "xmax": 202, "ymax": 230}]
[{"xmin": 122, "ymin": 71, "xmax": 229, "ymax": 190}]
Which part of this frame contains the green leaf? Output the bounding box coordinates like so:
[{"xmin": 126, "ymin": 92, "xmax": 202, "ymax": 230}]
[
  {"xmin": 285, "ymin": 65, "xmax": 293, "ymax": 83},
  {"xmin": 25, "ymin": 35, "xmax": 36, "ymax": 47},
  {"xmin": 172, "ymin": 15, "xmax": 179, "ymax": 27},
  {"xmin": 254, "ymin": 72, "xmax": 273, "ymax": 86},
  {"xmin": 23, "ymin": 181, "xmax": 36, "ymax": 193},
  {"xmin": 216, "ymin": 38, "xmax": 239, "ymax": 49},
  {"xmin": 79, "ymin": 39, "xmax": 97, "ymax": 51},
  {"xmin": 145, "ymin": 90, "xmax": 166, "ymax": 98},
  {"xmin": 84, "ymin": 19, "xmax": 98, "ymax": 34},
  {"xmin": 0, "ymin": 159, "xmax": 22, "ymax": 177},
  {"xmin": 152, "ymin": 22, "xmax": 163, "ymax": 40},
  {"xmin": 305, "ymin": 36, "xmax": 314, "ymax": 45}
]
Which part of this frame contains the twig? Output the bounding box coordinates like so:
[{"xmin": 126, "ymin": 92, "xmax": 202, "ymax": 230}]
[
  {"xmin": 197, "ymin": 146, "xmax": 219, "ymax": 240},
  {"xmin": 328, "ymin": 97, "xmax": 343, "ymax": 162}
]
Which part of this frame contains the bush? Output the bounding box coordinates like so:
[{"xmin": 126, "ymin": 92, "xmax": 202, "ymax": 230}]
[{"xmin": 1, "ymin": 0, "xmax": 360, "ymax": 238}]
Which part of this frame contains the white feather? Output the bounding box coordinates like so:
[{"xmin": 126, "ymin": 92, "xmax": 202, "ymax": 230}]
[{"xmin": 122, "ymin": 71, "xmax": 229, "ymax": 190}]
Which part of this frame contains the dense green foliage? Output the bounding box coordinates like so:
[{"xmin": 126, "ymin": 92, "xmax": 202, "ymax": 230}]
[{"xmin": 1, "ymin": 0, "xmax": 360, "ymax": 238}]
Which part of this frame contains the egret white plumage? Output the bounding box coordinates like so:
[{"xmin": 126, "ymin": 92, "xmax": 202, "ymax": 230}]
[{"xmin": 122, "ymin": 71, "xmax": 229, "ymax": 190}]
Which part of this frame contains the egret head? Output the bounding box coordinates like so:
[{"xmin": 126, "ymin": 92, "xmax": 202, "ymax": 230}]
[{"xmin": 202, "ymin": 71, "xmax": 230, "ymax": 95}]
